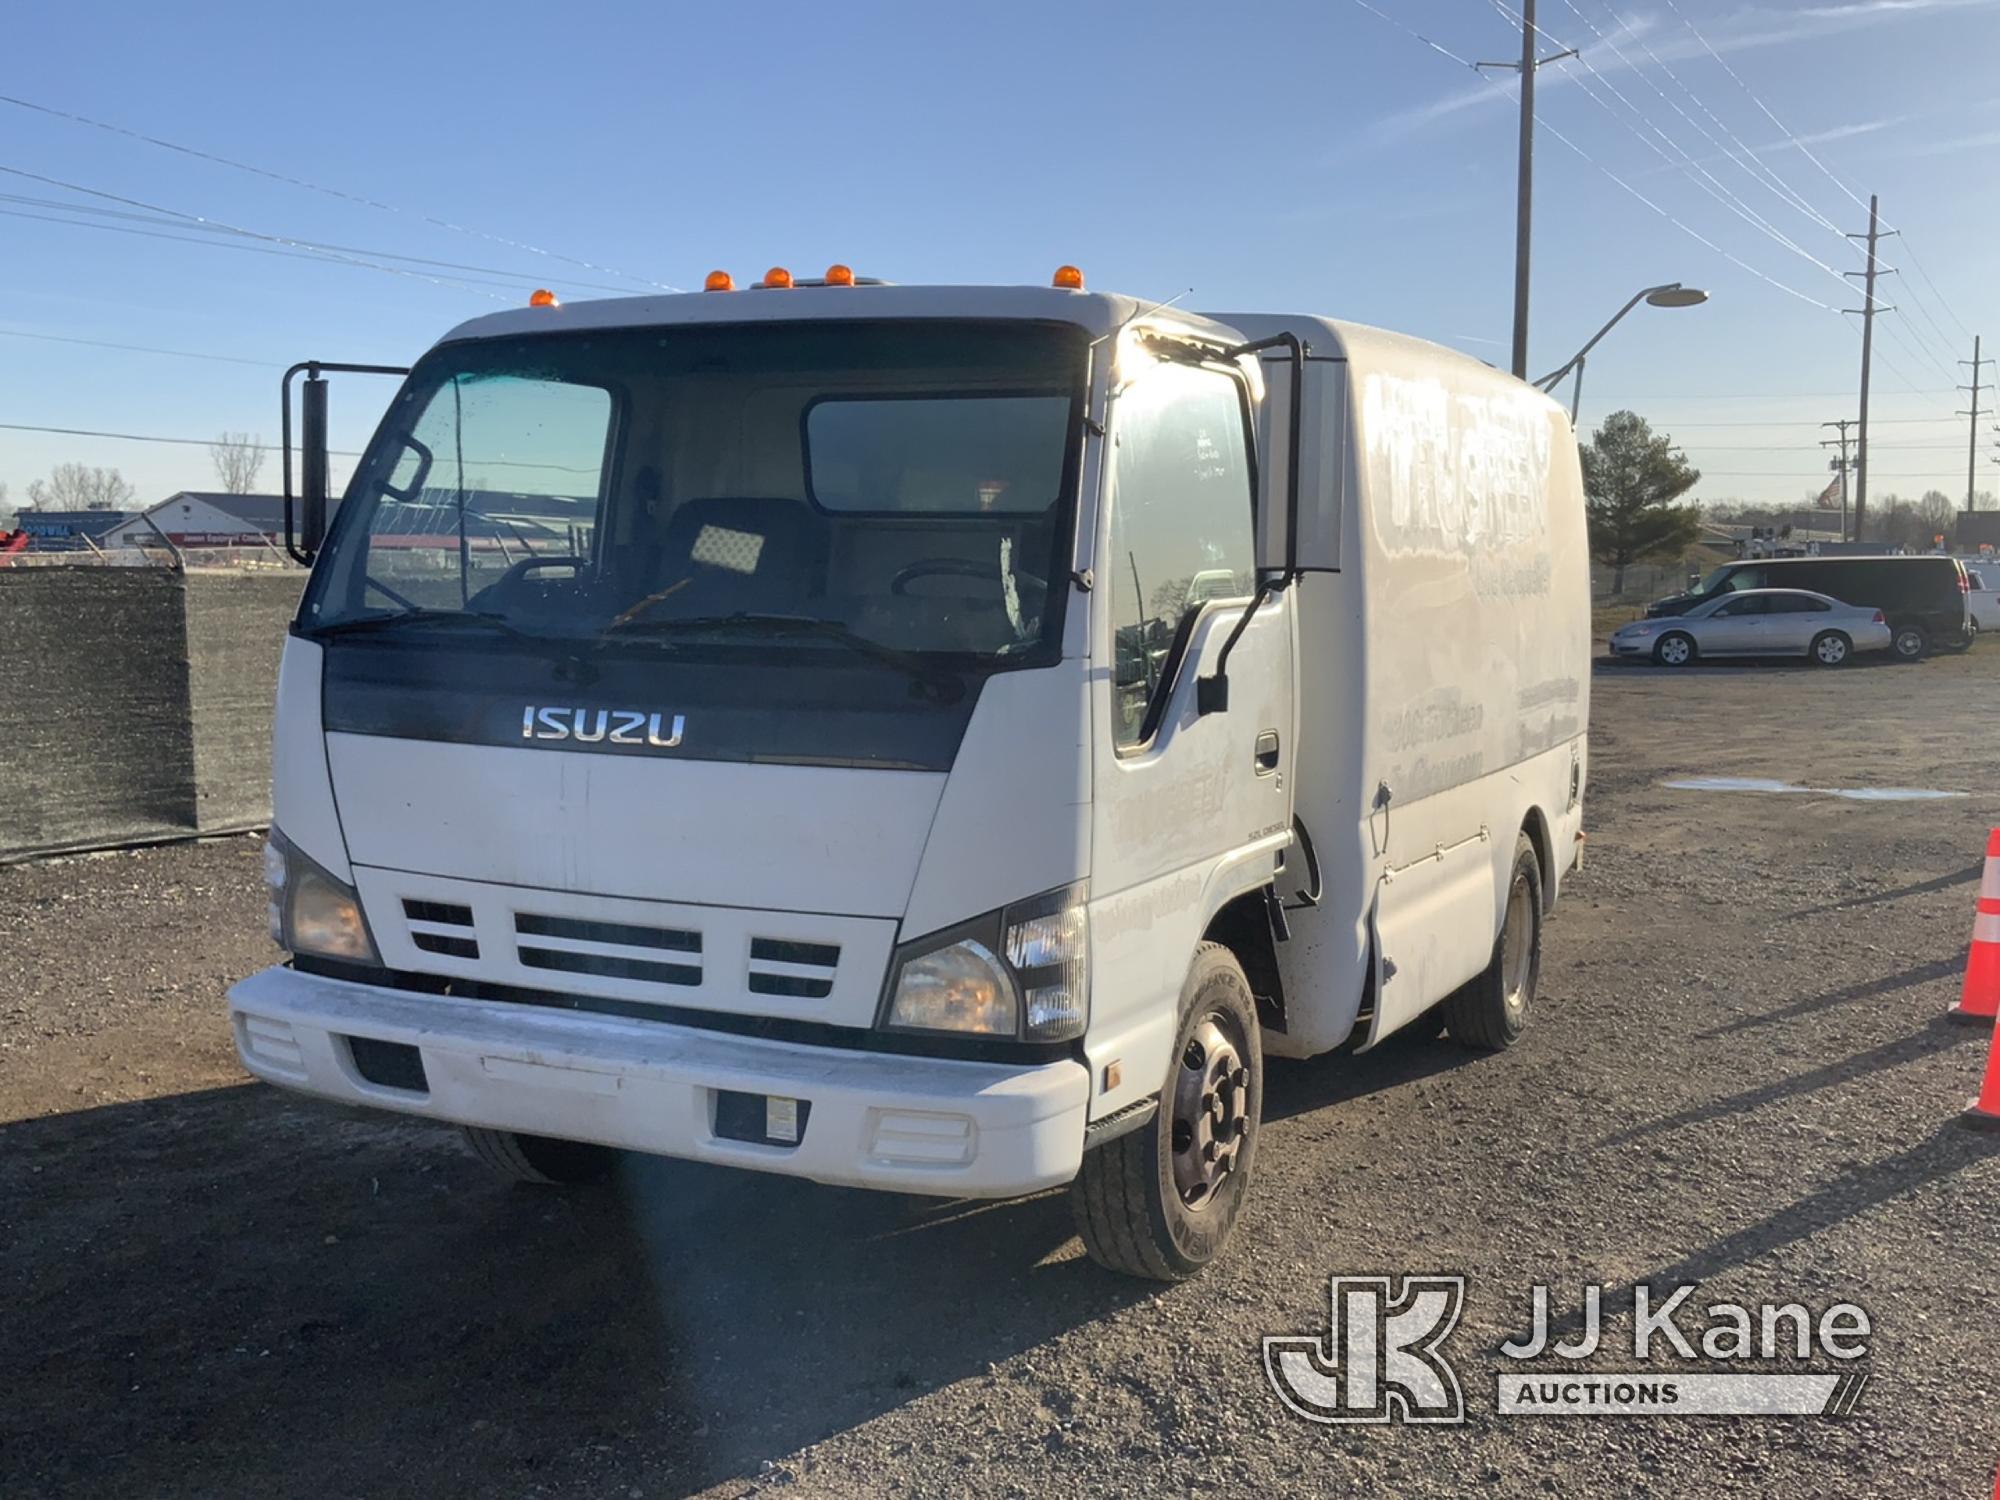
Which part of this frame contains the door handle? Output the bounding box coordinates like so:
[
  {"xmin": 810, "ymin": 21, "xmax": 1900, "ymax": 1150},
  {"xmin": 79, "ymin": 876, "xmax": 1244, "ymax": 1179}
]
[{"xmin": 1254, "ymin": 729, "xmax": 1281, "ymax": 774}]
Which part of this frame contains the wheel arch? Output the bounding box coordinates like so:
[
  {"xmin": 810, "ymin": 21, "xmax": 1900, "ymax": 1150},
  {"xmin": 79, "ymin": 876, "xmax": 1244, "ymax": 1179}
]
[
  {"xmin": 1202, "ymin": 887, "xmax": 1285, "ymax": 1036},
  {"xmin": 1519, "ymin": 805, "xmax": 1555, "ymax": 914}
]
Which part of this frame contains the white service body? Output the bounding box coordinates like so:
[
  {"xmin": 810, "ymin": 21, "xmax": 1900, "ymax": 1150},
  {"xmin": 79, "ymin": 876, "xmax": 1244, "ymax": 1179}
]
[{"xmin": 230, "ymin": 284, "xmax": 1588, "ymax": 1199}]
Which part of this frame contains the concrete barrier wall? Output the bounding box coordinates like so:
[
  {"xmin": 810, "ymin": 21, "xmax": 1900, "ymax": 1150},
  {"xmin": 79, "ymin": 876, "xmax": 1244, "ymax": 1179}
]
[
  {"xmin": 186, "ymin": 572, "xmax": 305, "ymax": 833},
  {"xmin": 0, "ymin": 568, "xmax": 301, "ymax": 862}
]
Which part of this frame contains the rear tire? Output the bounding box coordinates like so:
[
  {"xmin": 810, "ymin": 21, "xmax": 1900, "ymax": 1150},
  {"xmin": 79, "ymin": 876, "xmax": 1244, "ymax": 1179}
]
[
  {"xmin": 1890, "ymin": 623, "xmax": 1929, "ymax": 661},
  {"xmin": 463, "ymin": 1126, "xmax": 619, "ymax": 1185},
  {"xmin": 1653, "ymin": 631, "xmax": 1697, "ymax": 667},
  {"xmin": 1442, "ymin": 834, "xmax": 1543, "ymax": 1052},
  {"xmin": 1809, "ymin": 631, "xmax": 1851, "ymax": 667},
  {"xmin": 1070, "ymin": 943, "xmax": 1261, "ymax": 1281}
]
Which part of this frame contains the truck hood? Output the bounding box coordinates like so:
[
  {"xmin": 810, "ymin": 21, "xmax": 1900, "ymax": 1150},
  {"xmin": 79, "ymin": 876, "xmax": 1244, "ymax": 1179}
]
[{"xmin": 324, "ymin": 732, "xmax": 946, "ymax": 918}]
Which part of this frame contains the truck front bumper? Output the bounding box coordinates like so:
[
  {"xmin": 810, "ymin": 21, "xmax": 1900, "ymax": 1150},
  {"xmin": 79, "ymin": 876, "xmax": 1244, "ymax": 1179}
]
[{"xmin": 227, "ymin": 965, "xmax": 1091, "ymax": 1198}]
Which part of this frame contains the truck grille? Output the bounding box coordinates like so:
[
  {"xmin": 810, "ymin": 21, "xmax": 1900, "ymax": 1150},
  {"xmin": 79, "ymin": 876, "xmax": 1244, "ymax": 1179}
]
[
  {"xmin": 514, "ymin": 912, "xmax": 701, "ymax": 987},
  {"xmin": 402, "ymin": 898, "xmax": 479, "ymax": 960},
  {"xmin": 747, "ymin": 937, "xmax": 840, "ymax": 999},
  {"xmin": 359, "ymin": 870, "xmax": 886, "ymax": 1027}
]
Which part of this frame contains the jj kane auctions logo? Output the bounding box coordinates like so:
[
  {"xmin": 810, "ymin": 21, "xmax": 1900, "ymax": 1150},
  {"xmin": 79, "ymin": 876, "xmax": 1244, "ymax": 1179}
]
[{"xmin": 1265, "ymin": 1276, "xmax": 1872, "ymax": 1423}]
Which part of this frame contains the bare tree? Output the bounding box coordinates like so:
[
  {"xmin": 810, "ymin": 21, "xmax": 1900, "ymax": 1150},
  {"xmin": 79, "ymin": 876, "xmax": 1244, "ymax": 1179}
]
[
  {"xmin": 209, "ymin": 432, "xmax": 267, "ymax": 494},
  {"xmin": 25, "ymin": 463, "xmax": 136, "ymax": 510},
  {"xmin": 1916, "ymin": 489, "xmax": 1956, "ymax": 541}
]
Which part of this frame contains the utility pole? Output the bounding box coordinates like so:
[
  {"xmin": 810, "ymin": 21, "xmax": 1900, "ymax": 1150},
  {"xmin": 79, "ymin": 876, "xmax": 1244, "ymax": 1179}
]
[
  {"xmin": 1479, "ymin": 1, "xmax": 1576, "ymax": 380},
  {"xmin": 1844, "ymin": 194, "xmax": 1895, "ymax": 544},
  {"xmin": 1821, "ymin": 418, "xmax": 1856, "ymax": 543},
  {"xmin": 1959, "ymin": 335, "xmax": 1990, "ymax": 516}
]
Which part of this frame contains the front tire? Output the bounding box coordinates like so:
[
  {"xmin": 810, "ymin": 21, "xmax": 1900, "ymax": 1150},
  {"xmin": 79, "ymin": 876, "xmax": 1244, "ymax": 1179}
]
[
  {"xmin": 463, "ymin": 1126, "xmax": 619, "ymax": 1185},
  {"xmin": 1070, "ymin": 943, "xmax": 1262, "ymax": 1281},
  {"xmin": 1442, "ymin": 834, "xmax": 1543, "ymax": 1052},
  {"xmin": 1891, "ymin": 623, "xmax": 1929, "ymax": 661},
  {"xmin": 1810, "ymin": 631, "xmax": 1851, "ymax": 667},
  {"xmin": 1653, "ymin": 631, "xmax": 1697, "ymax": 667}
]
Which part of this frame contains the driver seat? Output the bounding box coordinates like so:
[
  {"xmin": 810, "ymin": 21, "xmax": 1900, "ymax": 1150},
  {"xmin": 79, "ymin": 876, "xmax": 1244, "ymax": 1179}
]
[{"xmin": 644, "ymin": 497, "xmax": 830, "ymax": 617}]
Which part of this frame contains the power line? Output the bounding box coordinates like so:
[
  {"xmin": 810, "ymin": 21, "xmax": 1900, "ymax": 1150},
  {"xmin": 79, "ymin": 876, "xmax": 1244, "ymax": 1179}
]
[
  {"xmin": 1689, "ymin": 441, "xmax": 1967, "ymax": 451},
  {"xmin": 1526, "ymin": 0, "xmax": 1861, "ymax": 299},
  {"xmin": 0, "ymin": 204, "xmax": 560, "ymax": 295},
  {"xmin": 1506, "ymin": 0, "xmax": 1958, "ymax": 395},
  {"xmin": 0, "ymin": 190, "xmax": 645, "ymax": 294},
  {"xmin": 0, "ymin": 420, "xmax": 590, "ymax": 475},
  {"xmin": 1588, "ymin": 0, "xmax": 1849, "ymax": 242},
  {"xmin": 1643, "ymin": 416, "xmax": 1963, "ymax": 428},
  {"xmin": 0, "ymin": 163, "xmax": 508, "ymax": 300},
  {"xmin": 0, "ymin": 421, "xmax": 359, "ymax": 455},
  {"xmin": 0, "ymin": 327, "xmax": 278, "ymax": 367},
  {"xmin": 1346, "ymin": 0, "xmax": 1838, "ymax": 313},
  {"xmin": 0, "ymin": 91, "xmax": 680, "ymax": 293},
  {"xmin": 1654, "ymin": 0, "xmax": 1974, "ymax": 372}
]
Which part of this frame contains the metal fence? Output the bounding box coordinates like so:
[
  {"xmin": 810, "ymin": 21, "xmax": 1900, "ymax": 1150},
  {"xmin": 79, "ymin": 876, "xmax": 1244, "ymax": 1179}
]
[
  {"xmin": 0, "ymin": 565, "xmax": 303, "ymax": 862},
  {"xmin": 1591, "ymin": 559, "xmax": 1704, "ymax": 604}
]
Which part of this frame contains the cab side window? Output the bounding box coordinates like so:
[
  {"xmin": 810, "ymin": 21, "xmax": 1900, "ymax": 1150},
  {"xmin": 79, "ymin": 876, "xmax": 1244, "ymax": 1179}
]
[
  {"xmin": 1106, "ymin": 363, "xmax": 1254, "ymax": 749},
  {"xmin": 1714, "ymin": 595, "xmax": 1769, "ymax": 617}
]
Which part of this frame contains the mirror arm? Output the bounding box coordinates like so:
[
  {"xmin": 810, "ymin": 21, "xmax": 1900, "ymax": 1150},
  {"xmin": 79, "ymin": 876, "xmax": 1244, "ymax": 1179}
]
[
  {"xmin": 280, "ymin": 359, "xmax": 411, "ymax": 565},
  {"xmin": 1197, "ymin": 331, "xmax": 1307, "ymax": 716}
]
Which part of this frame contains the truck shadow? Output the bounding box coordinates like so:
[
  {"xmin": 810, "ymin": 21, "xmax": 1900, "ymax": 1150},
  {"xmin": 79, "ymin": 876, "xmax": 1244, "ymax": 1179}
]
[
  {"xmin": 1, "ymin": 1084, "xmax": 1149, "ymax": 1498},
  {"xmin": 1261, "ymin": 1017, "xmax": 1474, "ymax": 1123}
]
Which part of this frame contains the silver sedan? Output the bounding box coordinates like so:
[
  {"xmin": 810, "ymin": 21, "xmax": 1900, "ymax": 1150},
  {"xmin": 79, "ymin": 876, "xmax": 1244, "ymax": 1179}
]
[{"xmin": 1609, "ymin": 588, "xmax": 1892, "ymax": 667}]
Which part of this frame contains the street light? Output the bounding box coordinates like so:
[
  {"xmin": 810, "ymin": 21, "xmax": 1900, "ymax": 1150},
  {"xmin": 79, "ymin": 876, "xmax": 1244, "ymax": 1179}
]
[{"xmin": 1535, "ymin": 282, "xmax": 1710, "ymax": 421}]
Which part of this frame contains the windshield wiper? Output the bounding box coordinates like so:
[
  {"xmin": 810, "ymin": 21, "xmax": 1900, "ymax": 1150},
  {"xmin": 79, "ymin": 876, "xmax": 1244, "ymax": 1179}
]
[
  {"xmin": 303, "ymin": 607, "xmax": 539, "ymax": 644},
  {"xmin": 599, "ymin": 612, "xmax": 962, "ymax": 700}
]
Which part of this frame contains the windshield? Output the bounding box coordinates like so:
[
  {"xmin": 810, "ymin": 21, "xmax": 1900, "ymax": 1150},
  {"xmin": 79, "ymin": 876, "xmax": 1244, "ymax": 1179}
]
[
  {"xmin": 1697, "ymin": 565, "xmax": 1765, "ymax": 594},
  {"xmin": 302, "ymin": 321, "xmax": 1087, "ymax": 664}
]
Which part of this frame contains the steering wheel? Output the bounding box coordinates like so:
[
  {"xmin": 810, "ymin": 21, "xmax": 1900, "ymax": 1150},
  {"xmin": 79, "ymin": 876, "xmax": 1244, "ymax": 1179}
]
[
  {"xmin": 889, "ymin": 558, "xmax": 1046, "ymax": 596},
  {"xmin": 469, "ymin": 554, "xmax": 586, "ymax": 611}
]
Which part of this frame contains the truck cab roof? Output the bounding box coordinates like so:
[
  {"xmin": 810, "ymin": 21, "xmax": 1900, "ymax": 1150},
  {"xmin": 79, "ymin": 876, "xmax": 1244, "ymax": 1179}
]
[{"xmin": 437, "ymin": 283, "xmax": 1250, "ymax": 350}]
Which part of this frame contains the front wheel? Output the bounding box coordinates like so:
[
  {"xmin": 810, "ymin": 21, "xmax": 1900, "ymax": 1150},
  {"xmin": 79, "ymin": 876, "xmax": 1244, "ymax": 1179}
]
[
  {"xmin": 1891, "ymin": 623, "xmax": 1929, "ymax": 661},
  {"xmin": 1653, "ymin": 631, "xmax": 1697, "ymax": 667},
  {"xmin": 1810, "ymin": 631, "xmax": 1851, "ymax": 667},
  {"xmin": 463, "ymin": 1126, "xmax": 619, "ymax": 1185},
  {"xmin": 1442, "ymin": 834, "xmax": 1543, "ymax": 1052},
  {"xmin": 1069, "ymin": 943, "xmax": 1262, "ymax": 1281}
]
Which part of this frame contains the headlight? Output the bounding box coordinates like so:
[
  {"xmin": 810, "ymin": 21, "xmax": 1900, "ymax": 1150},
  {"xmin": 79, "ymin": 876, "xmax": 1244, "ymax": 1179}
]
[
  {"xmin": 887, "ymin": 939, "xmax": 1017, "ymax": 1035},
  {"xmin": 263, "ymin": 827, "xmax": 379, "ymax": 963},
  {"xmin": 882, "ymin": 883, "xmax": 1089, "ymax": 1042}
]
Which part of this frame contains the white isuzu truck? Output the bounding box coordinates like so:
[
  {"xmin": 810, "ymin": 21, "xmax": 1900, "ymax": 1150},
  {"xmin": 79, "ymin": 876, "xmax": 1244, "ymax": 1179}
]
[{"xmin": 229, "ymin": 267, "xmax": 1588, "ymax": 1280}]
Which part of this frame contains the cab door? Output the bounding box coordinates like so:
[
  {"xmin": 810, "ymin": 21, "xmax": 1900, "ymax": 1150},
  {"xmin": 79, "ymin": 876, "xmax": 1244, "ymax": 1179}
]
[{"xmin": 1084, "ymin": 354, "xmax": 1295, "ymax": 1113}]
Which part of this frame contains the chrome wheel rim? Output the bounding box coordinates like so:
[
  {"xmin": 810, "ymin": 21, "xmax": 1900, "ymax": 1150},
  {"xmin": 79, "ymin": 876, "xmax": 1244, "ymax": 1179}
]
[
  {"xmin": 1169, "ymin": 1014, "xmax": 1250, "ymax": 1211},
  {"xmin": 1660, "ymin": 637, "xmax": 1690, "ymax": 665},
  {"xmin": 1817, "ymin": 636, "xmax": 1846, "ymax": 664},
  {"xmin": 1501, "ymin": 874, "xmax": 1536, "ymax": 1014},
  {"xmin": 1894, "ymin": 629, "xmax": 1923, "ymax": 657}
]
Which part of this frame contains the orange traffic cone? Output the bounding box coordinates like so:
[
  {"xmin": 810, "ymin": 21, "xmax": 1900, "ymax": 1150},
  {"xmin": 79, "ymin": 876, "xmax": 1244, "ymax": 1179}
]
[
  {"xmin": 1964, "ymin": 1015, "xmax": 2000, "ymax": 1132},
  {"xmin": 1947, "ymin": 829, "xmax": 2000, "ymax": 1025}
]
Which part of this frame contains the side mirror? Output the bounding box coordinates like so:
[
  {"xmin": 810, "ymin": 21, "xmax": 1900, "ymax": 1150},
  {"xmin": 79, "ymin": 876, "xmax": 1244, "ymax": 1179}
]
[
  {"xmin": 300, "ymin": 372, "xmax": 330, "ymax": 557},
  {"xmin": 281, "ymin": 358, "xmax": 412, "ymax": 566}
]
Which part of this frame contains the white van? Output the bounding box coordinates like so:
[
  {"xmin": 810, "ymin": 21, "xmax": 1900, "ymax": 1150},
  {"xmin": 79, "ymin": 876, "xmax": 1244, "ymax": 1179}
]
[{"xmin": 230, "ymin": 271, "xmax": 1589, "ymax": 1279}]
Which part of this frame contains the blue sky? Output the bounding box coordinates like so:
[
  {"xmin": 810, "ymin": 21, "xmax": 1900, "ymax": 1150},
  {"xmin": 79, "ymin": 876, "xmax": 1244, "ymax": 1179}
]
[{"xmin": 4, "ymin": 0, "xmax": 1998, "ymax": 511}]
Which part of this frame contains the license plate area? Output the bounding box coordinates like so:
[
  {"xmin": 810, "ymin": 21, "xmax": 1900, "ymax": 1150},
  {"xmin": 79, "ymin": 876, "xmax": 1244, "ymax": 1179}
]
[{"xmin": 713, "ymin": 1089, "xmax": 811, "ymax": 1148}]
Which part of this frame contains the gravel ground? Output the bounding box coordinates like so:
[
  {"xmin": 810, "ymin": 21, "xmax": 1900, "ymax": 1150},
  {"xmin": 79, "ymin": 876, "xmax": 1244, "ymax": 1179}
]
[{"xmin": 4, "ymin": 648, "xmax": 1999, "ymax": 1498}]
